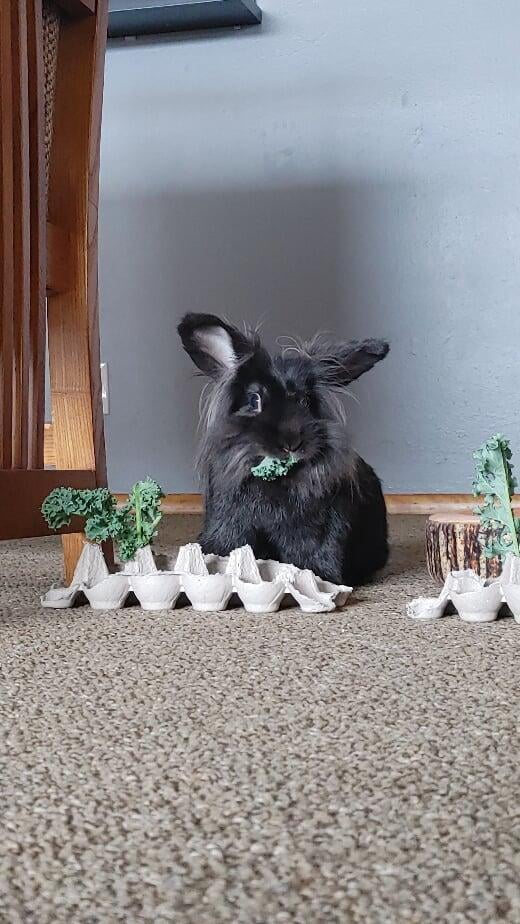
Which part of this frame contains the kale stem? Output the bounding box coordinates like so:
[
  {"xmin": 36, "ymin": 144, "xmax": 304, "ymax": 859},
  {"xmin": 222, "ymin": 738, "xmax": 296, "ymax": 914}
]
[
  {"xmin": 134, "ymin": 485, "xmax": 142, "ymax": 548},
  {"xmin": 497, "ymin": 444, "xmax": 520, "ymax": 556}
]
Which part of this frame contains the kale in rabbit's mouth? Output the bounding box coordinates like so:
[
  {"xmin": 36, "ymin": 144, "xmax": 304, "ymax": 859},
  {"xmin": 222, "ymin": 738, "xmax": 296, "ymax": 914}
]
[{"xmin": 251, "ymin": 454, "xmax": 298, "ymax": 481}]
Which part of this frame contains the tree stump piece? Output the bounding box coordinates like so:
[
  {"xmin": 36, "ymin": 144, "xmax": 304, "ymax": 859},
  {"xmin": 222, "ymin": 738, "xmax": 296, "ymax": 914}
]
[{"xmin": 426, "ymin": 513, "xmax": 503, "ymax": 584}]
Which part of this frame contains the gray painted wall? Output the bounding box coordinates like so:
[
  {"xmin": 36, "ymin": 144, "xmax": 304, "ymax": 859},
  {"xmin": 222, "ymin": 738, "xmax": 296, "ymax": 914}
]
[{"xmin": 99, "ymin": 0, "xmax": 520, "ymax": 493}]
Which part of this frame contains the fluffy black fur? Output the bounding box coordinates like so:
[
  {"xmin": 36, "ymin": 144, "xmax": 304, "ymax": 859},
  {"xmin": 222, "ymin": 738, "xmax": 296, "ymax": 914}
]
[{"xmin": 177, "ymin": 313, "xmax": 390, "ymax": 586}]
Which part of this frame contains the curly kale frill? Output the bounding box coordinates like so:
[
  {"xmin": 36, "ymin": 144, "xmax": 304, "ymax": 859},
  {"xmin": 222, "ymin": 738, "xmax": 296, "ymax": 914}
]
[
  {"xmin": 41, "ymin": 478, "xmax": 164, "ymax": 561},
  {"xmin": 42, "ymin": 487, "xmax": 117, "ymax": 533},
  {"xmin": 251, "ymin": 455, "xmax": 298, "ymax": 481}
]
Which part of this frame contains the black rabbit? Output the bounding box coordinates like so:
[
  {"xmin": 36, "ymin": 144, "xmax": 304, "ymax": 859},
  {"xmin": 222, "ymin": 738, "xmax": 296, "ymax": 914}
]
[{"xmin": 178, "ymin": 313, "xmax": 390, "ymax": 586}]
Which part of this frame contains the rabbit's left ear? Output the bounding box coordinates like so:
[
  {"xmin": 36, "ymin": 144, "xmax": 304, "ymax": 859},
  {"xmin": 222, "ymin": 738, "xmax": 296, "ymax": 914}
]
[
  {"xmin": 177, "ymin": 313, "xmax": 259, "ymax": 379},
  {"xmin": 306, "ymin": 337, "xmax": 389, "ymax": 387}
]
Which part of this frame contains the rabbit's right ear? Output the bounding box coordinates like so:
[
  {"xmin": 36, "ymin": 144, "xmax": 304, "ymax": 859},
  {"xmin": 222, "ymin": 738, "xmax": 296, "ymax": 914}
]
[{"xmin": 177, "ymin": 313, "xmax": 259, "ymax": 379}]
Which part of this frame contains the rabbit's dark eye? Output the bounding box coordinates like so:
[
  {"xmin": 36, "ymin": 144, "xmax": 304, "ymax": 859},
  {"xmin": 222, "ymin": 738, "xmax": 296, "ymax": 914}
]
[{"xmin": 248, "ymin": 392, "xmax": 262, "ymax": 413}]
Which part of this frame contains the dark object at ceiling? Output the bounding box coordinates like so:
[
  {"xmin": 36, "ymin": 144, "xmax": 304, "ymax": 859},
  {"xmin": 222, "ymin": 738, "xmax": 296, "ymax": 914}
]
[{"xmin": 108, "ymin": 0, "xmax": 262, "ymax": 39}]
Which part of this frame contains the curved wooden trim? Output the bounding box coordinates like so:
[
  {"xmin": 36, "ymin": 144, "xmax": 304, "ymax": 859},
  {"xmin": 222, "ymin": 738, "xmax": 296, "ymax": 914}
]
[
  {"xmin": 0, "ymin": 0, "xmax": 15, "ymax": 468},
  {"xmin": 11, "ymin": 0, "xmax": 31, "ymax": 469},
  {"xmin": 27, "ymin": 0, "xmax": 47, "ymax": 467}
]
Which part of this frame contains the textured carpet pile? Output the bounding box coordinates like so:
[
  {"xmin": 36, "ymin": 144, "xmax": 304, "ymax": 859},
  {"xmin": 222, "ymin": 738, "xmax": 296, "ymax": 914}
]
[{"xmin": 1, "ymin": 515, "xmax": 519, "ymax": 923}]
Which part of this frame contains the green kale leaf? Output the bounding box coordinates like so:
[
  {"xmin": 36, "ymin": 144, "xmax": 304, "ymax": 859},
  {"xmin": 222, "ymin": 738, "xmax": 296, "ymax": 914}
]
[
  {"xmin": 473, "ymin": 434, "xmax": 520, "ymax": 558},
  {"xmin": 41, "ymin": 477, "xmax": 164, "ymax": 562},
  {"xmin": 251, "ymin": 455, "xmax": 298, "ymax": 481}
]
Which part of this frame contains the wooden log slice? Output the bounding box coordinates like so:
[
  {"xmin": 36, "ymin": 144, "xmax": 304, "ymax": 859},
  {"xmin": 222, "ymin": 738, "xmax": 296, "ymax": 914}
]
[{"xmin": 426, "ymin": 513, "xmax": 503, "ymax": 584}]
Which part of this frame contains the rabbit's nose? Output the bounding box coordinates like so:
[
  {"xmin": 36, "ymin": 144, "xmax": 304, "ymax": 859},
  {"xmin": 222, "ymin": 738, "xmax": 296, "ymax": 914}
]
[{"xmin": 281, "ymin": 435, "xmax": 303, "ymax": 453}]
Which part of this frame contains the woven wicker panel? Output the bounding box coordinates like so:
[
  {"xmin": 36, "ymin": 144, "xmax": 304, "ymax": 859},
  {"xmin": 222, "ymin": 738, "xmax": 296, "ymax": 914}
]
[{"xmin": 43, "ymin": 0, "xmax": 60, "ymax": 190}]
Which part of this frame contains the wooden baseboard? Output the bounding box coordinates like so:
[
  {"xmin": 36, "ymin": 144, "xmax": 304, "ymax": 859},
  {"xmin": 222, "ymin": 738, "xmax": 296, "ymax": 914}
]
[
  {"xmin": 114, "ymin": 493, "xmax": 203, "ymax": 514},
  {"xmin": 44, "ymin": 426, "xmax": 510, "ymax": 516},
  {"xmin": 384, "ymin": 494, "xmax": 481, "ymax": 515},
  {"xmin": 386, "ymin": 495, "xmax": 519, "ymax": 514},
  {"xmin": 113, "ymin": 492, "xmax": 492, "ymax": 516}
]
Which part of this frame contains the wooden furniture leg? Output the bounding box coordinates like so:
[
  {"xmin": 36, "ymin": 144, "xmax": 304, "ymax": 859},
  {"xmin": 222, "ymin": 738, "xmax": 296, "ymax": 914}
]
[{"xmin": 46, "ymin": 1, "xmax": 110, "ymax": 583}]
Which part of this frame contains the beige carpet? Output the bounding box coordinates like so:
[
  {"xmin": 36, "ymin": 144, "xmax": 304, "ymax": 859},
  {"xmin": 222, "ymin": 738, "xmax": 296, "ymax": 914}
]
[{"xmin": 1, "ymin": 516, "xmax": 519, "ymax": 923}]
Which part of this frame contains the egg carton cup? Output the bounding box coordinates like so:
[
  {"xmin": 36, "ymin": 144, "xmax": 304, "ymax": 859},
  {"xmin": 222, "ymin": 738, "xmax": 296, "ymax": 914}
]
[
  {"xmin": 406, "ymin": 553, "xmax": 520, "ymax": 625},
  {"xmin": 40, "ymin": 543, "xmax": 159, "ymax": 609},
  {"xmin": 41, "ymin": 542, "xmax": 352, "ymax": 614}
]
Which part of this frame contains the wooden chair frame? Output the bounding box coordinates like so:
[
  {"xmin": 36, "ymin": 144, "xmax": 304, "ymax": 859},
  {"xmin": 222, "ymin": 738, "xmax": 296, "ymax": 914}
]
[{"xmin": 1, "ymin": 0, "xmax": 109, "ymax": 582}]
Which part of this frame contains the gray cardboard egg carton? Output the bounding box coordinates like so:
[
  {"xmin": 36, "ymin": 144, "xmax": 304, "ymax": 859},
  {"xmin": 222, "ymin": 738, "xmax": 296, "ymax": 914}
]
[
  {"xmin": 407, "ymin": 553, "xmax": 520, "ymax": 624},
  {"xmin": 41, "ymin": 542, "xmax": 352, "ymax": 614}
]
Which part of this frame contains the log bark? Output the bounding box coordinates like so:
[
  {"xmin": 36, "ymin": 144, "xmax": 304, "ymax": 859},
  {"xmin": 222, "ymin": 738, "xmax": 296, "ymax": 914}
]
[{"xmin": 426, "ymin": 514, "xmax": 503, "ymax": 584}]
